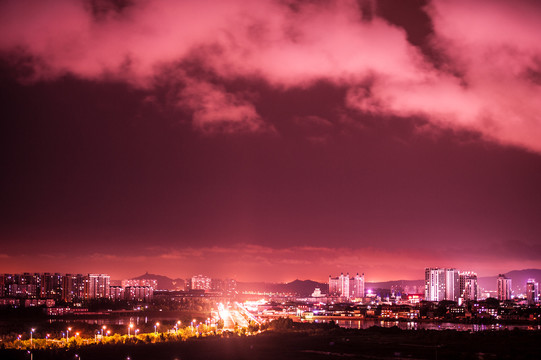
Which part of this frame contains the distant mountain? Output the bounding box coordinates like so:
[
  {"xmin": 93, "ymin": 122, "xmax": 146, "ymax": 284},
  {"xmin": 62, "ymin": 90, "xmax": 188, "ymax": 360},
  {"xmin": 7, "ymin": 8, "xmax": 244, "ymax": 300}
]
[
  {"xmin": 237, "ymin": 279, "xmax": 328, "ymax": 297},
  {"xmin": 132, "ymin": 272, "xmax": 185, "ymax": 290},
  {"xmin": 366, "ymin": 279, "xmax": 425, "ymax": 293},
  {"xmin": 285, "ymin": 279, "xmax": 329, "ymax": 296},
  {"xmin": 237, "ymin": 279, "xmax": 425, "ymax": 296},
  {"xmin": 131, "ymin": 269, "xmax": 541, "ymax": 294},
  {"xmin": 478, "ymin": 269, "xmax": 541, "ymax": 293}
]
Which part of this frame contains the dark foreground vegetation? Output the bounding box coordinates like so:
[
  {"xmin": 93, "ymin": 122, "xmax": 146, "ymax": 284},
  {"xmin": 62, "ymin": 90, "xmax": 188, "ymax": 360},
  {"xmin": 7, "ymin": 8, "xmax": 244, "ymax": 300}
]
[{"xmin": 1, "ymin": 321, "xmax": 540, "ymax": 360}]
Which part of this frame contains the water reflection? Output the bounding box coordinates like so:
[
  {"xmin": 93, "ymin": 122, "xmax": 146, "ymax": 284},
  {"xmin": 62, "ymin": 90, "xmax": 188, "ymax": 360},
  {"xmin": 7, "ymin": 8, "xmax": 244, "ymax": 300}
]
[
  {"xmin": 328, "ymin": 319, "xmax": 541, "ymax": 331},
  {"xmin": 45, "ymin": 315, "xmax": 191, "ymax": 326},
  {"xmin": 47, "ymin": 316, "xmax": 149, "ymax": 326},
  {"xmin": 6, "ymin": 316, "xmax": 541, "ymax": 332}
]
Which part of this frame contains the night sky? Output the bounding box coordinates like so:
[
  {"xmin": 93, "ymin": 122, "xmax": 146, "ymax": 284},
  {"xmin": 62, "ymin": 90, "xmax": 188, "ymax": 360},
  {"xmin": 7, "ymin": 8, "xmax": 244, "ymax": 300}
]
[{"xmin": 1, "ymin": 0, "xmax": 541, "ymax": 282}]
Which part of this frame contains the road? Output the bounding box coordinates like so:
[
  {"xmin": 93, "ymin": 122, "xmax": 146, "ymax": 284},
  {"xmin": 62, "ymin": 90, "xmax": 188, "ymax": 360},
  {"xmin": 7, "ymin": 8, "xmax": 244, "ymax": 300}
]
[{"xmin": 218, "ymin": 303, "xmax": 250, "ymax": 330}]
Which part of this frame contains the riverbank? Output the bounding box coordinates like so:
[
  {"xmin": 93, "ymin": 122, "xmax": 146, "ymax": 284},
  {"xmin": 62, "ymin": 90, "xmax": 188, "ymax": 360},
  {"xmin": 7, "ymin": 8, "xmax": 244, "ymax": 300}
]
[{"xmin": 1, "ymin": 326, "xmax": 540, "ymax": 360}]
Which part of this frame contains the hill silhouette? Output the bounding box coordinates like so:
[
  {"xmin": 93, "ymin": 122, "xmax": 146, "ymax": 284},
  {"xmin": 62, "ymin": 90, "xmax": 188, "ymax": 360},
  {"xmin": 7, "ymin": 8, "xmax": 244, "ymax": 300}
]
[
  {"xmin": 131, "ymin": 269, "xmax": 541, "ymax": 294},
  {"xmin": 132, "ymin": 272, "xmax": 185, "ymax": 290}
]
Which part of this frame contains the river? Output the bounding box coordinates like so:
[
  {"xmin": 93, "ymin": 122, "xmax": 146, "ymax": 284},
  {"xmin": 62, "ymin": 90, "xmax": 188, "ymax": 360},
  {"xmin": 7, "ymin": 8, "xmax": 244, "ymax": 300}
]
[{"xmin": 312, "ymin": 318, "xmax": 541, "ymax": 331}]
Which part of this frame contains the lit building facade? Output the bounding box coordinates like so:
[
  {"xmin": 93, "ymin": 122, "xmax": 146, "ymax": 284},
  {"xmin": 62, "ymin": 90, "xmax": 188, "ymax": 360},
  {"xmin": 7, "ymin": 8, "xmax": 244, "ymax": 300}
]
[
  {"xmin": 191, "ymin": 275, "xmax": 211, "ymax": 291},
  {"xmin": 121, "ymin": 279, "xmax": 158, "ymax": 291},
  {"xmin": 526, "ymin": 279, "xmax": 539, "ymax": 305},
  {"xmin": 425, "ymin": 268, "xmax": 445, "ymax": 301},
  {"xmin": 329, "ymin": 273, "xmax": 349, "ymax": 298},
  {"xmin": 350, "ymin": 273, "xmax": 365, "ymax": 299},
  {"xmin": 62, "ymin": 273, "xmax": 86, "ymax": 302},
  {"xmin": 86, "ymin": 274, "xmax": 110, "ymax": 299},
  {"xmin": 329, "ymin": 273, "xmax": 364, "ymax": 299},
  {"xmin": 459, "ymin": 271, "xmax": 478, "ymax": 301},
  {"xmin": 210, "ymin": 278, "xmax": 237, "ymax": 294},
  {"xmin": 445, "ymin": 269, "xmax": 460, "ymax": 302},
  {"xmin": 0, "ymin": 273, "xmax": 114, "ymax": 301},
  {"xmin": 109, "ymin": 285, "xmax": 124, "ymax": 301},
  {"xmin": 497, "ymin": 274, "xmax": 512, "ymax": 301},
  {"xmin": 125, "ymin": 286, "xmax": 153, "ymax": 302},
  {"xmin": 425, "ymin": 268, "xmax": 460, "ymax": 302},
  {"xmin": 40, "ymin": 273, "xmax": 64, "ymax": 299}
]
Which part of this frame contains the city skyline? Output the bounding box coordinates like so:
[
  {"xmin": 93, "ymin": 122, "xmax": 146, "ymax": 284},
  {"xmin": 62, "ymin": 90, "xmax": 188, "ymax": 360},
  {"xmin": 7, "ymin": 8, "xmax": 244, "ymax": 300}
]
[{"xmin": 2, "ymin": 0, "xmax": 541, "ymax": 282}]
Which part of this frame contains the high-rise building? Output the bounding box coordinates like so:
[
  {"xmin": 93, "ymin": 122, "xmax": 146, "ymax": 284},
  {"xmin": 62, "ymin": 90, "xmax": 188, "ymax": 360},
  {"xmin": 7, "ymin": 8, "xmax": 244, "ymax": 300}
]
[
  {"xmin": 497, "ymin": 274, "xmax": 512, "ymax": 301},
  {"xmin": 211, "ymin": 278, "xmax": 224, "ymax": 293},
  {"xmin": 445, "ymin": 269, "xmax": 460, "ymax": 302},
  {"xmin": 125, "ymin": 286, "xmax": 153, "ymax": 302},
  {"xmin": 224, "ymin": 278, "xmax": 237, "ymax": 295},
  {"xmin": 329, "ymin": 273, "xmax": 364, "ymax": 299},
  {"xmin": 425, "ymin": 268, "xmax": 445, "ymax": 301},
  {"xmin": 425, "ymin": 268, "xmax": 460, "ymax": 302},
  {"xmin": 11, "ymin": 273, "xmax": 39, "ymax": 299},
  {"xmin": 459, "ymin": 271, "xmax": 478, "ymax": 301},
  {"xmin": 62, "ymin": 274, "xmax": 86, "ymax": 302},
  {"xmin": 340, "ymin": 273, "xmax": 350, "ymax": 297},
  {"xmin": 40, "ymin": 273, "xmax": 64, "ymax": 299},
  {"xmin": 121, "ymin": 279, "xmax": 158, "ymax": 291},
  {"xmin": 85, "ymin": 274, "xmax": 110, "ymax": 299},
  {"xmin": 349, "ymin": 273, "xmax": 365, "ymax": 299},
  {"xmin": 526, "ymin": 279, "xmax": 539, "ymax": 305},
  {"xmin": 2, "ymin": 274, "xmax": 14, "ymax": 297},
  {"xmin": 109, "ymin": 286, "xmax": 124, "ymax": 301},
  {"xmin": 191, "ymin": 275, "xmax": 211, "ymax": 291},
  {"xmin": 329, "ymin": 273, "xmax": 350, "ymax": 298},
  {"xmin": 329, "ymin": 275, "xmax": 339, "ymax": 296}
]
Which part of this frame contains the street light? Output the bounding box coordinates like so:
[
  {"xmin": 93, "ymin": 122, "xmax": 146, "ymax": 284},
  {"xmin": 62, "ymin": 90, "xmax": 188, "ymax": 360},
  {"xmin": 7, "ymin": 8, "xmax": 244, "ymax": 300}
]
[
  {"xmin": 101, "ymin": 325, "xmax": 106, "ymax": 340},
  {"xmin": 128, "ymin": 323, "xmax": 134, "ymax": 337},
  {"xmin": 135, "ymin": 329, "xmax": 139, "ymax": 337},
  {"xmin": 154, "ymin": 322, "xmax": 160, "ymax": 335},
  {"xmin": 30, "ymin": 328, "xmax": 35, "ymax": 348},
  {"xmin": 67, "ymin": 327, "xmax": 72, "ymax": 341}
]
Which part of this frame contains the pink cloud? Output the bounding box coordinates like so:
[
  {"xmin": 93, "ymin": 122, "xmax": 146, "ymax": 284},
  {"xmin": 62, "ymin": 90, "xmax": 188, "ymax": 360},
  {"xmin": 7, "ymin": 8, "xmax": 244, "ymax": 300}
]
[
  {"xmin": 348, "ymin": 0, "xmax": 541, "ymax": 152},
  {"xmin": 0, "ymin": 0, "xmax": 422, "ymax": 131},
  {"xmin": 196, "ymin": 1, "xmax": 423, "ymax": 87},
  {"xmin": 179, "ymin": 76, "xmax": 271, "ymax": 134},
  {"xmin": 1, "ymin": 0, "xmax": 540, "ymax": 151}
]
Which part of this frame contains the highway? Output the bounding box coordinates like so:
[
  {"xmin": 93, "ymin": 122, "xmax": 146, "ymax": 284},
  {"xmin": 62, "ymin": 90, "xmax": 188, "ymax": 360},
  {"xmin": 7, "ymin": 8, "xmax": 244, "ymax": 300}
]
[{"xmin": 217, "ymin": 303, "xmax": 251, "ymax": 330}]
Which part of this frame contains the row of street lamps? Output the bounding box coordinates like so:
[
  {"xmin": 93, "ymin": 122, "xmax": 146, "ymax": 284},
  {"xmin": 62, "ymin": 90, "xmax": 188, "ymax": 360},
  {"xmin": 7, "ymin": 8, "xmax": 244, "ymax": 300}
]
[{"xmin": 22, "ymin": 319, "xmax": 214, "ymax": 347}]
